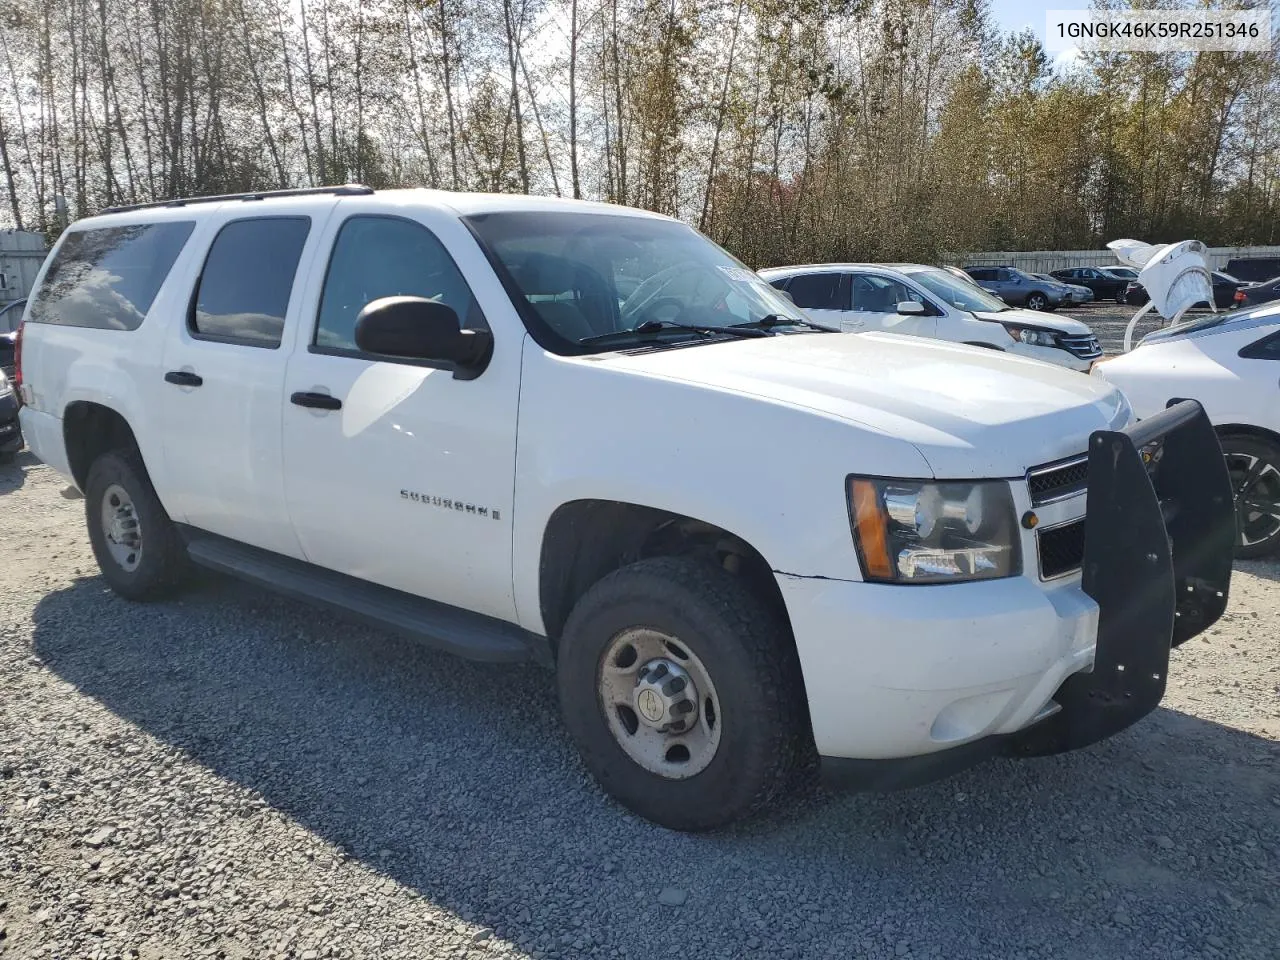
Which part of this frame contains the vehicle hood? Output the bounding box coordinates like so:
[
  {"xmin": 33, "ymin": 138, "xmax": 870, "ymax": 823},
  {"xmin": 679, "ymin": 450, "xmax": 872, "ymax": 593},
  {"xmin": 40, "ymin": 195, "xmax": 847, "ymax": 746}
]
[
  {"xmin": 599, "ymin": 331, "xmax": 1130, "ymax": 477},
  {"xmin": 970, "ymin": 309, "xmax": 1093, "ymax": 335}
]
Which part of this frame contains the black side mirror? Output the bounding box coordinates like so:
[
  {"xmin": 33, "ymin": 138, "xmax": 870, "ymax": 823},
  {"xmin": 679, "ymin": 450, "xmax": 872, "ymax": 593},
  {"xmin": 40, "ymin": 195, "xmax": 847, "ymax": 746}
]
[{"xmin": 354, "ymin": 296, "xmax": 493, "ymax": 376}]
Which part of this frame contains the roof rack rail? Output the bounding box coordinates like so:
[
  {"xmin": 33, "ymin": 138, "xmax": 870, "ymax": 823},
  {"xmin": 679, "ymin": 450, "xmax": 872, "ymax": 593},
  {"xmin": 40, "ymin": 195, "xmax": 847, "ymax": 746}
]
[{"xmin": 101, "ymin": 183, "xmax": 374, "ymax": 215}]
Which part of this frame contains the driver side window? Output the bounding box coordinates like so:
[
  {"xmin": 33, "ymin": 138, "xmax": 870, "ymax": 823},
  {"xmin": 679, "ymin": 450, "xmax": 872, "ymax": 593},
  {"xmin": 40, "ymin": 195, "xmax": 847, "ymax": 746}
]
[
  {"xmin": 850, "ymin": 274, "xmax": 917, "ymax": 312},
  {"xmin": 315, "ymin": 215, "xmax": 485, "ymax": 353}
]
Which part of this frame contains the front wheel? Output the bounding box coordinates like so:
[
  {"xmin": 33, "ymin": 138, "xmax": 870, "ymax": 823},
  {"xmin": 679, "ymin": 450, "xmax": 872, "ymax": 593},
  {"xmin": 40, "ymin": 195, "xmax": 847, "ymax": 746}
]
[
  {"xmin": 557, "ymin": 556, "xmax": 810, "ymax": 831},
  {"xmin": 85, "ymin": 449, "xmax": 191, "ymax": 600},
  {"xmin": 1025, "ymin": 292, "xmax": 1049, "ymax": 311},
  {"xmin": 1221, "ymin": 436, "xmax": 1280, "ymax": 559}
]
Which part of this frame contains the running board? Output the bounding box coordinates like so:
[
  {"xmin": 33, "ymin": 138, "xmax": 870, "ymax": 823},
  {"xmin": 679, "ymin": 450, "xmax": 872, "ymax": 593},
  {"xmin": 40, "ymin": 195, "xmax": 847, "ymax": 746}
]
[{"xmin": 182, "ymin": 530, "xmax": 543, "ymax": 664}]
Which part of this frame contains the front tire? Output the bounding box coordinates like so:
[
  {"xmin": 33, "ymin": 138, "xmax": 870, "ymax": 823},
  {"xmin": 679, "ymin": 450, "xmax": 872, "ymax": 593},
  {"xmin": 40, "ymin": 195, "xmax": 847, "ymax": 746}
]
[
  {"xmin": 1025, "ymin": 292, "xmax": 1049, "ymax": 311},
  {"xmin": 85, "ymin": 449, "xmax": 191, "ymax": 600},
  {"xmin": 1221, "ymin": 436, "xmax": 1280, "ymax": 559},
  {"xmin": 557, "ymin": 556, "xmax": 809, "ymax": 831}
]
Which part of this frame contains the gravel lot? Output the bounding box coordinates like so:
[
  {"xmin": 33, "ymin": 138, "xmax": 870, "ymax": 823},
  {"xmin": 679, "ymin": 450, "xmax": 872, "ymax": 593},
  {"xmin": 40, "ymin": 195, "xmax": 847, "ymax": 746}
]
[
  {"xmin": 1060, "ymin": 300, "xmax": 1234, "ymax": 355},
  {"xmin": 3, "ymin": 448, "xmax": 1280, "ymax": 960}
]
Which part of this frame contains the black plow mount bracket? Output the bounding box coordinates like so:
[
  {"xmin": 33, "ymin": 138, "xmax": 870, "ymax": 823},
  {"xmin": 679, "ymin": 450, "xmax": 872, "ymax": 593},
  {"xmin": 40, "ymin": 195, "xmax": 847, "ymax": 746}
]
[{"xmin": 1011, "ymin": 399, "xmax": 1235, "ymax": 757}]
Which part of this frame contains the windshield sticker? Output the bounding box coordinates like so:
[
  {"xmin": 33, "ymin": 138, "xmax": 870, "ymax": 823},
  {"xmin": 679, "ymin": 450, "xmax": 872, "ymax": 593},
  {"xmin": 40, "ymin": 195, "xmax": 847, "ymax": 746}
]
[{"xmin": 715, "ymin": 265, "xmax": 759, "ymax": 284}]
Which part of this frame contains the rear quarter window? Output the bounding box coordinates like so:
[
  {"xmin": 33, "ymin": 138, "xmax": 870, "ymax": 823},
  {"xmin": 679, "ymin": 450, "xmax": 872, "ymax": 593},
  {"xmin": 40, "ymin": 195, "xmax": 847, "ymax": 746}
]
[
  {"xmin": 1240, "ymin": 329, "xmax": 1280, "ymax": 361},
  {"xmin": 27, "ymin": 221, "xmax": 195, "ymax": 330}
]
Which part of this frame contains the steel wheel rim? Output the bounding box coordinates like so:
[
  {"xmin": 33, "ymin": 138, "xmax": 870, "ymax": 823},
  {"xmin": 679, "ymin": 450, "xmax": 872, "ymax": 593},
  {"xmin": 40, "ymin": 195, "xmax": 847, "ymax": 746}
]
[
  {"xmin": 100, "ymin": 482, "xmax": 143, "ymax": 572},
  {"xmin": 1226, "ymin": 452, "xmax": 1280, "ymax": 547},
  {"xmin": 598, "ymin": 628, "xmax": 722, "ymax": 779}
]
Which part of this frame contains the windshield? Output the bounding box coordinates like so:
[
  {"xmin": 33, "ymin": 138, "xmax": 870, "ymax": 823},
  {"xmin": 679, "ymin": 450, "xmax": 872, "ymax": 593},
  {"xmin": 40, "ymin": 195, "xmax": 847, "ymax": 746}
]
[
  {"xmin": 464, "ymin": 212, "xmax": 809, "ymax": 352},
  {"xmin": 902, "ymin": 267, "xmax": 1008, "ymax": 313}
]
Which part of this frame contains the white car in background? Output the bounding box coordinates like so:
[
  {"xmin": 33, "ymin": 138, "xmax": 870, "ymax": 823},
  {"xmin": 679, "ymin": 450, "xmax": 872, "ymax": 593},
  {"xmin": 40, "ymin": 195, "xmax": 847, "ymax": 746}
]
[
  {"xmin": 759, "ymin": 263, "xmax": 1102, "ymax": 371},
  {"xmin": 1093, "ymin": 304, "xmax": 1280, "ymax": 557}
]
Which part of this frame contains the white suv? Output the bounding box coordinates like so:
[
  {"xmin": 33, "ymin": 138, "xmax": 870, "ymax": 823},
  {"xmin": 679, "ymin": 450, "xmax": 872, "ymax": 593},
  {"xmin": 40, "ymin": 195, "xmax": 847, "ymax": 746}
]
[
  {"xmin": 17, "ymin": 186, "xmax": 1234, "ymax": 830},
  {"xmin": 759, "ymin": 263, "xmax": 1103, "ymax": 371}
]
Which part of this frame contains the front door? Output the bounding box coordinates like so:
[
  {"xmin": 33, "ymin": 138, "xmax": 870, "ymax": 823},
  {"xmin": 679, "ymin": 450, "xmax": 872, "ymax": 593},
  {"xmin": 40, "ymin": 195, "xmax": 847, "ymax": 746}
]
[
  {"xmin": 158, "ymin": 209, "xmax": 328, "ymax": 557},
  {"xmin": 843, "ymin": 272, "xmax": 938, "ymax": 337},
  {"xmin": 280, "ymin": 208, "xmax": 521, "ymax": 622}
]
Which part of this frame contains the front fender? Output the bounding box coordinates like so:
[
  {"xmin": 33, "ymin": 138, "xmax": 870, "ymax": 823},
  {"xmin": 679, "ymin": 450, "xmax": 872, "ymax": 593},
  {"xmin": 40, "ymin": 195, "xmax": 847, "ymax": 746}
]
[{"xmin": 510, "ymin": 347, "xmax": 933, "ymax": 633}]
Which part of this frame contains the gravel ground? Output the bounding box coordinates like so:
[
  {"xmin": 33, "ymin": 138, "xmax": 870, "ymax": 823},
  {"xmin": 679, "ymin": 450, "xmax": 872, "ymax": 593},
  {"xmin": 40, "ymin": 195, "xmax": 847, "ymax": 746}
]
[
  {"xmin": 1056, "ymin": 300, "xmax": 1238, "ymax": 355},
  {"xmin": 2, "ymin": 453, "xmax": 1279, "ymax": 960}
]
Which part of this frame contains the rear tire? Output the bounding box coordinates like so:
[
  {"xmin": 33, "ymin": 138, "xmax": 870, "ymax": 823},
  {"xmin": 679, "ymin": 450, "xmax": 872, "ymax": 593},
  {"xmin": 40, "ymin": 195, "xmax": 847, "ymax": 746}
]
[
  {"xmin": 85, "ymin": 448, "xmax": 191, "ymax": 600},
  {"xmin": 1220, "ymin": 435, "xmax": 1280, "ymax": 559},
  {"xmin": 557, "ymin": 556, "xmax": 810, "ymax": 831}
]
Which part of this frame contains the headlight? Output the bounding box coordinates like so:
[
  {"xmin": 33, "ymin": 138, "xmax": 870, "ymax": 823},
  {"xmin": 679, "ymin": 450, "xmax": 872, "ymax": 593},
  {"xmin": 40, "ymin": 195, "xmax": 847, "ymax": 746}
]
[
  {"xmin": 846, "ymin": 477, "xmax": 1021, "ymax": 583},
  {"xmin": 1001, "ymin": 324, "xmax": 1058, "ymax": 347}
]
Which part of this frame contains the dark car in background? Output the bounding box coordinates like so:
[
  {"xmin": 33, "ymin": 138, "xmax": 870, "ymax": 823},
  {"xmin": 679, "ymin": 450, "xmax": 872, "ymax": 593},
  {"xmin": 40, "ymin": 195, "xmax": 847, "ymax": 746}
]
[
  {"xmin": 0, "ymin": 370, "xmax": 19, "ymax": 461},
  {"xmin": 1032, "ymin": 273, "xmax": 1092, "ymax": 304},
  {"xmin": 1235, "ymin": 275, "xmax": 1280, "ymax": 309},
  {"xmin": 1125, "ymin": 271, "xmax": 1246, "ymax": 309},
  {"xmin": 0, "ymin": 299, "xmax": 24, "ymax": 379},
  {"xmin": 1226, "ymin": 257, "xmax": 1280, "ymax": 283},
  {"xmin": 964, "ymin": 266, "xmax": 1064, "ymax": 311},
  {"xmin": 1050, "ymin": 266, "xmax": 1129, "ymax": 303}
]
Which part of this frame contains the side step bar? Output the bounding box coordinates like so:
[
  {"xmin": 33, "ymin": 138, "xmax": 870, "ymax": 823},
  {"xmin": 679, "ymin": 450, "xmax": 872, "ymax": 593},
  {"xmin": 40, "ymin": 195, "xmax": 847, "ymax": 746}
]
[{"xmin": 183, "ymin": 530, "xmax": 544, "ymax": 665}]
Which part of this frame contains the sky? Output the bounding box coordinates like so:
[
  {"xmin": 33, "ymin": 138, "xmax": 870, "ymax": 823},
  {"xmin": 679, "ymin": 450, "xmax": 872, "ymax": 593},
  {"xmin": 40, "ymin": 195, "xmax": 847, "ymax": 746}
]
[{"xmin": 988, "ymin": 0, "xmax": 1095, "ymax": 68}]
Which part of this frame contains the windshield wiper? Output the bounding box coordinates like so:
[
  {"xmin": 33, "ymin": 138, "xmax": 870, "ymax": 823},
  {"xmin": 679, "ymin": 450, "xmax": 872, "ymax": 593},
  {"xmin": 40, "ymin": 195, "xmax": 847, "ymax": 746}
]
[
  {"xmin": 729, "ymin": 314, "xmax": 831, "ymax": 332},
  {"xmin": 578, "ymin": 319, "xmax": 771, "ymax": 347}
]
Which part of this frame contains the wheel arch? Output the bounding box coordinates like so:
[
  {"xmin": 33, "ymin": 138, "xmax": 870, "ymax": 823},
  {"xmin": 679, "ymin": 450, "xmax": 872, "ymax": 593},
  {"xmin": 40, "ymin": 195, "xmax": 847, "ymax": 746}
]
[
  {"xmin": 537, "ymin": 499, "xmax": 794, "ymax": 655},
  {"xmin": 1214, "ymin": 422, "xmax": 1280, "ymax": 450},
  {"xmin": 63, "ymin": 401, "xmax": 146, "ymax": 491}
]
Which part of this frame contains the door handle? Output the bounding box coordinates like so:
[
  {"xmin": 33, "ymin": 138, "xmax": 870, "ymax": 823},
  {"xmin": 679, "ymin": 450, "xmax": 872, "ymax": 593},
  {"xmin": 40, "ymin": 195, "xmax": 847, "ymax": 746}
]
[
  {"xmin": 290, "ymin": 391, "xmax": 342, "ymax": 411},
  {"xmin": 164, "ymin": 370, "xmax": 203, "ymax": 387}
]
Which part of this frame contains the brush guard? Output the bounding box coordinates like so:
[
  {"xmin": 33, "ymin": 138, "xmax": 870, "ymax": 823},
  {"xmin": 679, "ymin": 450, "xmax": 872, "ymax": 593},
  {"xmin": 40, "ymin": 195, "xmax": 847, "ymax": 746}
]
[{"xmin": 1012, "ymin": 399, "xmax": 1234, "ymax": 756}]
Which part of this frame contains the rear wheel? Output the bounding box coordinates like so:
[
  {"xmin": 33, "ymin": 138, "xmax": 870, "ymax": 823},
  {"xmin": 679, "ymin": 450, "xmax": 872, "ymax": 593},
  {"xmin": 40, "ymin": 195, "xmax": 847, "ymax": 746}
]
[
  {"xmin": 1221, "ymin": 435, "xmax": 1280, "ymax": 559},
  {"xmin": 85, "ymin": 449, "xmax": 191, "ymax": 599},
  {"xmin": 557, "ymin": 556, "xmax": 809, "ymax": 831},
  {"xmin": 1114, "ymin": 289, "xmax": 1127, "ymax": 304}
]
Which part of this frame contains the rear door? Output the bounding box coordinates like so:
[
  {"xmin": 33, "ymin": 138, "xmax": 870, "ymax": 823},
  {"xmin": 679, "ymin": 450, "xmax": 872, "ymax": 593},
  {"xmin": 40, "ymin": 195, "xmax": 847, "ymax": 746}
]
[
  {"xmin": 778, "ymin": 272, "xmax": 850, "ymax": 329},
  {"xmin": 158, "ymin": 203, "xmax": 334, "ymax": 557}
]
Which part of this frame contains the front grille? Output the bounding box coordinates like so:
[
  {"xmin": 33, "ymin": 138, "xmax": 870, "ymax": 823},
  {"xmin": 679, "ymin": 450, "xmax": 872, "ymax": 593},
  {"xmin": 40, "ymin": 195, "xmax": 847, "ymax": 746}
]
[
  {"xmin": 1027, "ymin": 454, "xmax": 1089, "ymax": 505},
  {"xmin": 1057, "ymin": 333, "xmax": 1103, "ymax": 359},
  {"xmin": 1037, "ymin": 518, "xmax": 1086, "ymax": 579}
]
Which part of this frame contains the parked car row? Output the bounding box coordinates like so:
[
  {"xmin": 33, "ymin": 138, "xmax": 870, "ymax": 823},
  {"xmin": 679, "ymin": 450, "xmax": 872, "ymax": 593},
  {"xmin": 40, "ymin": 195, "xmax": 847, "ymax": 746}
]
[
  {"xmin": 1123, "ymin": 270, "xmax": 1247, "ymax": 309},
  {"xmin": 969, "ymin": 257, "xmax": 1280, "ymax": 315},
  {"xmin": 758, "ymin": 263, "xmax": 1101, "ymax": 371}
]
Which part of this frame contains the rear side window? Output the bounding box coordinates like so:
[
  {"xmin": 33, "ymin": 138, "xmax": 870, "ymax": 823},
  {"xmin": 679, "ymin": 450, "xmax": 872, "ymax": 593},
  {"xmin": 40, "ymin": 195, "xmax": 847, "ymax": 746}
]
[
  {"xmin": 1240, "ymin": 330, "xmax": 1280, "ymax": 360},
  {"xmin": 191, "ymin": 217, "xmax": 310, "ymax": 348},
  {"xmin": 28, "ymin": 222, "xmax": 195, "ymax": 330},
  {"xmin": 785, "ymin": 272, "xmax": 847, "ymax": 310},
  {"xmin": 967, "ymin": 268, "xmax": 993, "ymax": 281}
]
